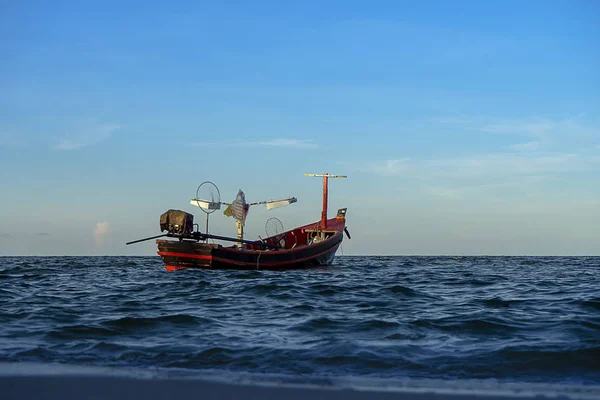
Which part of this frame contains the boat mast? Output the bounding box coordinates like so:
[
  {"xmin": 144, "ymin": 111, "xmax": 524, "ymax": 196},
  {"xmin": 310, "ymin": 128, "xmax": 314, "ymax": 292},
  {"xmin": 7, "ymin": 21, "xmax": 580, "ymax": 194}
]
[
  {"xmin": 304, "ymin": 173, "xmax": 347, "ymax": 229},
  {"xmin": 236, "ymin": 221, "xmax": 244, "ymax": 248}
]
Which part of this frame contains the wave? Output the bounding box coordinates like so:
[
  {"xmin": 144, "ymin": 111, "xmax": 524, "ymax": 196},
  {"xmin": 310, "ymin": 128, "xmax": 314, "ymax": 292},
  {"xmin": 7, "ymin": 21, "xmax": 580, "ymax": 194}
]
[
  {"xmin": 411, "ymin": 317, "xmax": 520, "ymax": 334},
  {"xmin": 101, "ymin": 314, "xmax": 209, "ymax": 331},
  {"xmin": 1, "ymin": 255, "xmax": 600, "ymax": 385},
  {"xmin": 581, "ymin": 297, "xmax": 600, "ymax": 311},
  {"xmin": 385, "ymin": 284, "xmax": 419, "ymax": 296}
]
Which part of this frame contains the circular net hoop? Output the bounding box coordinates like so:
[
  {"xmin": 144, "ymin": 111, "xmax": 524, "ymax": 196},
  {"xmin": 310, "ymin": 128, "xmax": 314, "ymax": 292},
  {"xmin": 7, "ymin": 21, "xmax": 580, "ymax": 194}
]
[
  {"xmin": 195, "ymin": 181, "xmax": 221, "ymax": 214},
  {"xmin": 265, "ymin": 217, "xmax": 284, "ymax": 238}
]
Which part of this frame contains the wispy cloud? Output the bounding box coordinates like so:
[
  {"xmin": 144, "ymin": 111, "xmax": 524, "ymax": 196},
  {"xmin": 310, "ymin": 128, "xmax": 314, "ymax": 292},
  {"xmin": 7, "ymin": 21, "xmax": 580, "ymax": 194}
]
[
  {"xmin": 433, "ymin": 116, "xmax": 555, "ymax": 139},
  {"xmin": 246, "ymin": 138, "xmax": 317, "ymax": 148},
  {"xmin": 360, "ymin": 151, "xmax": 600, "ymax": 197},
  {"xmin": 0, "ymin": 233, "xmax": 12, "ymax": 238},
  {"xmin": 54, "ymin": 123, "xmax": 122, "ymax": 151},
  {"xmin": 365, "ymin": 152, "xmax": 590, "ymax": 177},
  {"xmin": 36, "ymin": 233, "xmax": 50, "ymax": 236},
  {"xmin": 191, "ymin": 138, "xmax": 317, "ymax": 148},
  {"xmin": 55, "ymin": 140, "xmax": 86, "ymax": 150},
  {"xmin": 510, "ymin": 141, "xmax": 540, "ymax": 152},
  {"xmin": 435, "ymin": 113, "xmax": 597, "ymax": 151},
  {"xmin": 478, "ymin": 119, "xmax": 555, "ymax": 138},
  {"xmin": 369, "ymin": 114, "xmax": 600, "ymax": 192}
]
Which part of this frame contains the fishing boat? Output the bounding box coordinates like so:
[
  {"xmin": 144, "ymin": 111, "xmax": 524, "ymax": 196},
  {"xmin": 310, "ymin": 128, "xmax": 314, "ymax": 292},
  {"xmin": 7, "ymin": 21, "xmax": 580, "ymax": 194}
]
[{"xmin": 126, "ymin": 173, "xmax": 350, "ymax": 271}]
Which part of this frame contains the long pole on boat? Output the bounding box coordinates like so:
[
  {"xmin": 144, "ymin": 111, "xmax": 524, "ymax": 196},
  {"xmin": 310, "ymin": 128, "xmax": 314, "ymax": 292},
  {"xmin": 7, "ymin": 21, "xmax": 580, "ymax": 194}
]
[
  {"xmin": 126, "ymin": 231, "xmax": 280, "ymax": 249},
  {"xmin": 205, "ymin": 213, "xmax": 209, "ymax": 243},
  {"xmin": 126, "ymin": 233, "xmax": 169, "ymax": 245},
  {"xmin": 304, "ymin": 173, "xmax": 347, "ymax": 229},
  {"xmin": 321, "ymin": 174, "xmax": 328, "ymax": 229}
]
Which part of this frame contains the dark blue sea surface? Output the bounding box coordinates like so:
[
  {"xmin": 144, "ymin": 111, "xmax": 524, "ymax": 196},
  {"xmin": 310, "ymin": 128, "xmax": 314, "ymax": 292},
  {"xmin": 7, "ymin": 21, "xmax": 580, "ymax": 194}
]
[{"xmin": 1, "ymin": 256, "xmax": 599, "ymax": 385}]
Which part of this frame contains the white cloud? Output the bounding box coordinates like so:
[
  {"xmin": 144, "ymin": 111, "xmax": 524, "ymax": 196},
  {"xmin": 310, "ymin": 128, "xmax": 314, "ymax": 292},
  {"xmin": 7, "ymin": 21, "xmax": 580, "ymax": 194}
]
[
  {"xmin": 250, "ymin": 139, "xmax": 316, "ymax": 148},
  {"xmin": 435, "ymin": 114, "xmax": 597, "ymax": 150},
  {"xmin": 478, "ymin": 119, "xmax": 555, "ymax": 137},
  {"xmin": 94, "ymin": 221, "xmax": 111, "ymax": 246},
  {"xmin": 191, "ymin": 138, "xmax": 317, "ymax": 148},
  {"xmin": 433, "ymin": 116, "xmax": 556, "ymax": 139},
  {"xmin": 510, "ymin": 141, "xmax": 540, "ymax": 151},
  {"xmin": 55, "ymin": 139, "xmax": 85, "ymax": 150},
  {"xmin": 366, "ymin": 114, "xmax": 600, "ymax": 191},
  {"xmin": 362, "ymin": 151, "xmax": 595, "ymax": 184},
  {"xmin": 54, "ymin": 123, "xmax": 122, "ymax": 151}
]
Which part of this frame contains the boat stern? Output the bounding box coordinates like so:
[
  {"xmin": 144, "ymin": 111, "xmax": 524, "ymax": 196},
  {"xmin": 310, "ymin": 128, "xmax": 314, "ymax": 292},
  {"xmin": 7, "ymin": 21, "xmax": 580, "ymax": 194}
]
[{"xmin": 156, "ymin": 240, "xmax": 220, "ymax": 271}]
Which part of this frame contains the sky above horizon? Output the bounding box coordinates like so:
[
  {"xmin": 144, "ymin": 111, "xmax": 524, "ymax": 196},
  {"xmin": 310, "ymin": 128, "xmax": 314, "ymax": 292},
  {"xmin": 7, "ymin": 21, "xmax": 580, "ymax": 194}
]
[{"xmin": 1, "ymin": 1, "xmax": 599, "ymax": 256}]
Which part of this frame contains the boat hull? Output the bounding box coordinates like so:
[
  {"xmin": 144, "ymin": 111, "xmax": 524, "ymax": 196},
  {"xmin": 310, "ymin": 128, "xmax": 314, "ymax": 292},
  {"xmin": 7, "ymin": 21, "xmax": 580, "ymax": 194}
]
[{"xmin": 157, "ymin": 230, "xmax": 343, "ymax": 271}]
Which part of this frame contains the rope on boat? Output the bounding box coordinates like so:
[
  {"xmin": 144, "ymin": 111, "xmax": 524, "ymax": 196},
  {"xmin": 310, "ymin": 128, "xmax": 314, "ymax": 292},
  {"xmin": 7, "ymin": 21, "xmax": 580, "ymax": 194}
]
[{"xmin": 256, "ymin": 250, "xmax": 262, "ymax": 270}]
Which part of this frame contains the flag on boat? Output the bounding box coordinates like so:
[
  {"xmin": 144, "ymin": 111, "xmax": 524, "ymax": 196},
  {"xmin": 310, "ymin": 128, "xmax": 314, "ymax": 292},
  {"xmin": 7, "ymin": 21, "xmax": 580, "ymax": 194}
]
[
  {"xmin": 226, "ymin": 190, "xmax": 250, "ymax": 225},
  {"xmin": 266, "ymin": 197, "xmax": 297, "ymax": 210}
]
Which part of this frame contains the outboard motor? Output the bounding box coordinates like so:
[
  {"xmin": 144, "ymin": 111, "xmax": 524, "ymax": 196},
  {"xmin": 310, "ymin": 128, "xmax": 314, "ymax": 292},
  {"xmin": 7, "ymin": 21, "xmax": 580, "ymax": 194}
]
[{"xmin": 159, "ymin": 209, "xmax": 194, "ymax": 236}]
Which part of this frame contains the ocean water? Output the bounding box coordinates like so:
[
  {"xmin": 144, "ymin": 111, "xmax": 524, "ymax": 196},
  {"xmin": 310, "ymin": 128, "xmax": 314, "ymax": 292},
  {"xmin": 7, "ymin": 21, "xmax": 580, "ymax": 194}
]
[{"xmin": 1, "ymin": 256, "xmax": 599, "ymax": 386}]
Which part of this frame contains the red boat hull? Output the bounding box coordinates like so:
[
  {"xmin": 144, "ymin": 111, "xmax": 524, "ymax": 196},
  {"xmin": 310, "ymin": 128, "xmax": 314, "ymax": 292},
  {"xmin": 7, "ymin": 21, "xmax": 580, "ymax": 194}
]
[{"xmin": 157, "ymin": 214, "xmax": 346, "ymax": 271}]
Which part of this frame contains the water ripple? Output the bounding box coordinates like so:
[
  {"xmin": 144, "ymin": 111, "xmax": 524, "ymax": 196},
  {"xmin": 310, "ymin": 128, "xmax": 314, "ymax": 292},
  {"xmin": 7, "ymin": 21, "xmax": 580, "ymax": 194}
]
[{"xmin": 0, "ymin": 255, "xmax": 599, "ymax": 385}]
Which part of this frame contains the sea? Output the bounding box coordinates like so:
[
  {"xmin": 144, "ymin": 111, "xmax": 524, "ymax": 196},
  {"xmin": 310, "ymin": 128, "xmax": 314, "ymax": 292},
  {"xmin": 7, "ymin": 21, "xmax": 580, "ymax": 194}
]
[{"xmin": 1, "ymin": 256, "xmax": 599, "ymax": 388}]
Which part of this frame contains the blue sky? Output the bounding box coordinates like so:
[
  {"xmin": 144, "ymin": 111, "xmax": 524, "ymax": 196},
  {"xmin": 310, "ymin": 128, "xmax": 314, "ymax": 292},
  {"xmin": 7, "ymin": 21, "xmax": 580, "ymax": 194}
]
[{"xmin": 1, "ymin": 1, "xmax": 599, "ymax": 255}]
